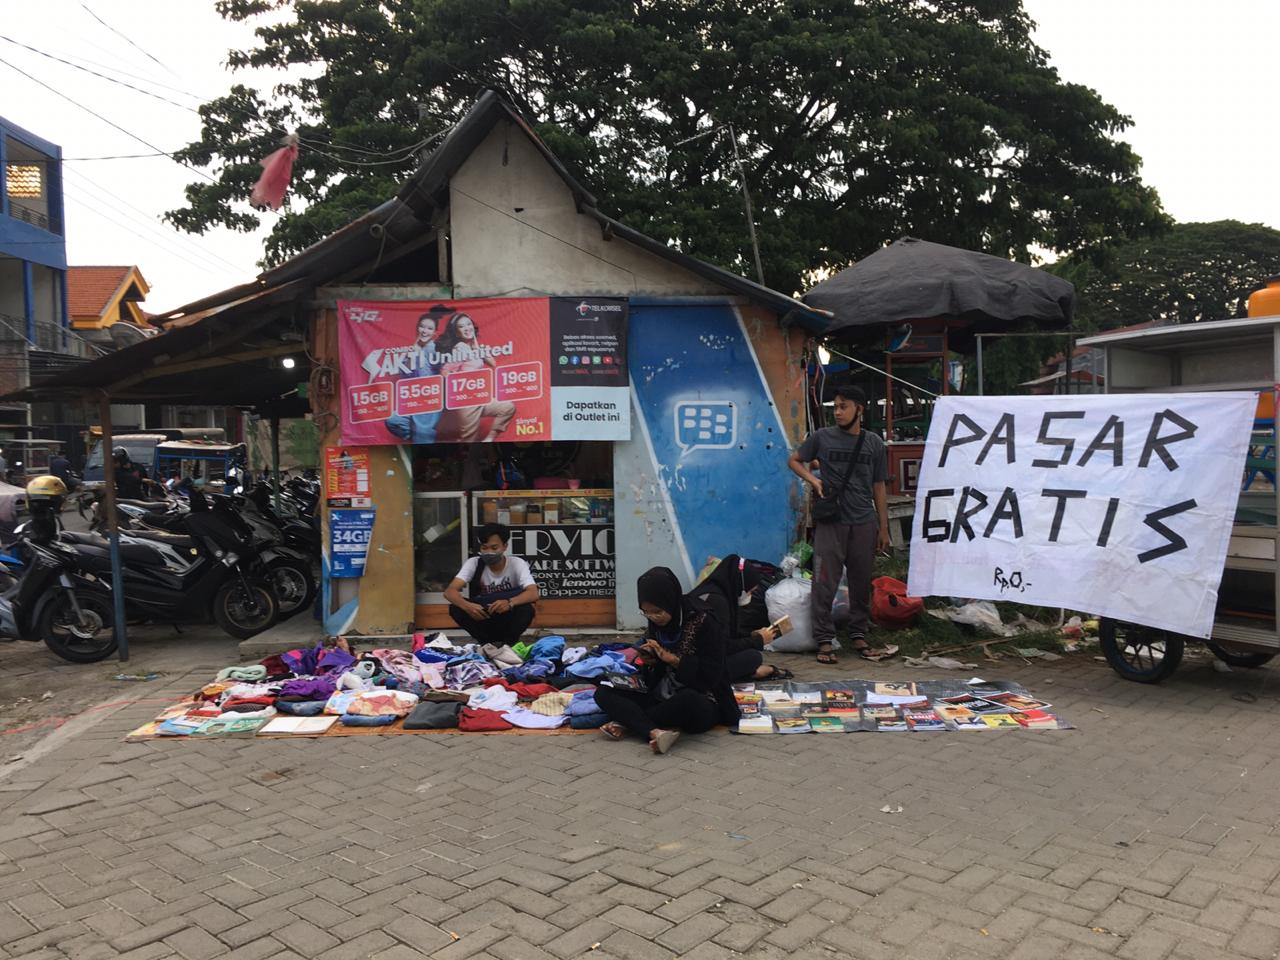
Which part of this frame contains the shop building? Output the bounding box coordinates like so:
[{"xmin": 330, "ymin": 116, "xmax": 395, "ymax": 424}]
[{"xmin": 12, "ymin": 90, "xmax": 828, "ymax": 635}]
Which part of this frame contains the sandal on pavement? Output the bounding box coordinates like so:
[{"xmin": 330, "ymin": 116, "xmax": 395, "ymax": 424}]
[
  {"xmin": 816, "ymin": 645, "xmax": 838, "ymax": 664},
  {"xmin": 763, "ymin": 666, "xmax": 795, "ymax": 680},
  {"xmin": 599, "ymin": 721, "xmax": 627, "ymax": 741},
  {"xmin": 854, "ymin": 643, "xmax": 899, "ymax": 662},
  {"xmin": 650, "ymin": 729, "xmax": 681, "ymax": 754}
]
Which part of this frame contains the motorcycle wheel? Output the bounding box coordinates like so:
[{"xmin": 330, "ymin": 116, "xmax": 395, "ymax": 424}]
[
  {"xmin": 41, "ymin": 591, "xmax": 116, "ymax": 663},
  {"xmin": 267, "ymin": 559, "xmax": 317, "ymax": 620},
  {"xmin": 213, "ymin": 580, "xmax": 278, "ymax": 639}
]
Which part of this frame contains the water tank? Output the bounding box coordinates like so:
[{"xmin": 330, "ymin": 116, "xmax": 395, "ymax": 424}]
[{"xmin": 1247, "ymin": 276, "xmax": 1280, "ymax": 318}]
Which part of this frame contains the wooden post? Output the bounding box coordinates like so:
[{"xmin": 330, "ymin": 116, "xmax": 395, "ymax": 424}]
[
  {"xmin": 96, "ymin": 394, "xmax": 129, "ymax": 661},
  {"xmin": 270, "ymin": 415, "xmax": 281, "ymax": 514}
]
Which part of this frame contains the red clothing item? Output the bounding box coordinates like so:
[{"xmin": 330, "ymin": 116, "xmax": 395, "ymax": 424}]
[
  {"xmin": 221, "ymin": 696, "xmax": 275, "ymax": 709},
  {"xmin": 458, "ymin": 707, "xmax": 513, "ymax": 732},
  {"xmin": 481, "ymin": 678, "xmax": 558, "ymax": 700}
]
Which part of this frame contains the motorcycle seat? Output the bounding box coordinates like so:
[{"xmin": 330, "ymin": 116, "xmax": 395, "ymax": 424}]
[
  {"xmin": 61, "ymin": 531, "xmax": 169, "ymax": 567},
  {"xmin": 122, "ymin": 529, "xmax": 197, "ymax": 551}
]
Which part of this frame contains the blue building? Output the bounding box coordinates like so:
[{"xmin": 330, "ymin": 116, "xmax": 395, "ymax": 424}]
[{"xmin": 0, "ymin": 115, "xmax": 69, "ymax": 424}]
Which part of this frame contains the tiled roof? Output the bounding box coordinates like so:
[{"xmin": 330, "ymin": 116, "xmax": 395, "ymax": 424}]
[{"xmin": 67, "ymin": 266, "xmax": 143, "ymax": 320}]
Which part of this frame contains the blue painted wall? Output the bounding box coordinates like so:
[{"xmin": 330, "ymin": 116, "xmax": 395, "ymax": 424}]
[
  {"xmin": 613, "ymin": 300, "xmax": 798, "ymax": 626},
  {"xmin": 0, "ymin": 115, "xmax": 66, "ymax": 271}
]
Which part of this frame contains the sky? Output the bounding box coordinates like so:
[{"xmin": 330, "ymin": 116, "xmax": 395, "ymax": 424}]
[{"xmin": 1, "ymin": 1, "xmax": 1278, "ymax": 314}]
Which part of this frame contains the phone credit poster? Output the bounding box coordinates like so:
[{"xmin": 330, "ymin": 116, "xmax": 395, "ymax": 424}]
[{"xmin": 338, "ymin": 298, "xmax": 630, "ymax": 445}]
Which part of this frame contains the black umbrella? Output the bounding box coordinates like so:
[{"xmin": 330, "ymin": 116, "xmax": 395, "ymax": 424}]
[{"xmin": 804, "ymin": 237, "xmax": 1074, "ymax": 347}]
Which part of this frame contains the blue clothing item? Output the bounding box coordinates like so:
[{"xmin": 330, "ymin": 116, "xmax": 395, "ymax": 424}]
[
  {"xmin": 446, "ymin": 652, "xmax": 486, "ymax": 667},
  {"xmin": 565, "ymin": 653, "xmax": 636, "ymax": 679},
  {"xmin": 502, "ymin": 659, "xmax": 555, "ymax": 682},
  {"xmin": 340, "ymin": 713, "xmax": 397, "ymax": 726},
  {"xmin": 569, "ymin": 711, "xmax": 610, "ymax": 729},
  {"xmin": 565, "ymin": 690, "xmax": 604, "ymax": 716},
  {"xmin": 414, "ymin": 650, "xmax": 451, "ymax": 665},
  {"xmin": 276, "ymin": 700, "xmax": 326, "ymax": 716},
  {"xmin": 656, "ymin": 626, "xmax": 681, "ymax": 650},
  {"xmin": 595, "ymin": 642, "xmax": 632, "ymax": 653},
  {"xmin": 528, "ymin": 636, "xmax": 566, "ymax": 661},
  {"xmin": 386, "ymin": 411, "xmax": 442, "ymax": 444}
]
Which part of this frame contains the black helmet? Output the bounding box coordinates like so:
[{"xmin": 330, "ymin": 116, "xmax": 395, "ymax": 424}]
[{"xmin": 112, "ymin": 446, "xmax": 129, "ymax": 463}]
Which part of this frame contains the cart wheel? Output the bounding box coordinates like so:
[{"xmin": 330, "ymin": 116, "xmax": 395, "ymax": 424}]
[
  {"xmin": 1099, "ymin": 618, "xmax": 1185, "ymax": 683},
  {"xmin": 1205, "ymin": 642, "xmax": 1276, "ymax": 669}
]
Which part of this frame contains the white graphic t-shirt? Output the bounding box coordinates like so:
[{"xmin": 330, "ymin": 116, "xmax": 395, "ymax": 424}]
[{"xmin": 454, "ymin": 554, "xmax": 536, "ymax": 599}]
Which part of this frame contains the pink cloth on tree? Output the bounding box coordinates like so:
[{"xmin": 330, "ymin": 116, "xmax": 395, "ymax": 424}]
[{"xmin": 250, "ymin": 141, "xmax": 298, "ymax": 211}]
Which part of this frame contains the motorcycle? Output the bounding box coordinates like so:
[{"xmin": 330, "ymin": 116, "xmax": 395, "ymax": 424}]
[
  {"xmin": 52, "ymin": 488, "xmax": 280, "ymax": 656},
  {"xmin": 3, "ymin": 539, "xmax": 115, "ymax": 663}
]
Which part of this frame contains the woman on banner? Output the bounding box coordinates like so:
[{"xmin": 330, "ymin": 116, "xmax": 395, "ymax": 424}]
[
  {"xmin": 595, "ymin": 567, "xmax": 739, "ymax": 754},
  {"xmin": 436, "ymin": 313, "xmax": 517, "ymax": 443},
  {"xmin": 385, "ymin": 306, "xmax": 449, "ymax": 444}
]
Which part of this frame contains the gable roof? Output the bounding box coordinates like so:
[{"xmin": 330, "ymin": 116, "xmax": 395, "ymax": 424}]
[
  {"xmin": 155, "ymin": 89, "xmax": 828, "ymax": 332},
  {"xmin": 67, "ymin": 265, "xmax": 148, "ymax": 321}
]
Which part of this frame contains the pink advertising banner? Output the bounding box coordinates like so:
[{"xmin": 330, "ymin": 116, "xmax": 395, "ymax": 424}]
[{"xmin": 337, "ymin": 298, "xmax": 630, "ymax": 445}]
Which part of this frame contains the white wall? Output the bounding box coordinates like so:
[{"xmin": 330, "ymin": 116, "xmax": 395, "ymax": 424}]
[{"xmin": 449, "ymin": 124, "xmax": 726, "ymax": 299}]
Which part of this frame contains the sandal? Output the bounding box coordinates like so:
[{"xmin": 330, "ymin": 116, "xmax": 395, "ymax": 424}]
[
  {"xmin": 650, "ymin": 729, "xmax": 681, "ymax": 754},
  {"xmin": 853, "ymin": 643, "xmax": 899, "ymax": 662},
  {"xmin": 599, "ymin": 721, "xmax": 627, "ymax": 741},
  {"xmin": 763, "ymin": 665, "xmax": 795, "ymax": 680},
  {"xmin": 816, "ymin": 646, "xmax": 838, "ymax": 665}
]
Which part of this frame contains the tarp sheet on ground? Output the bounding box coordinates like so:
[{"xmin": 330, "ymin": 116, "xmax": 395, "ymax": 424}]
[{"xmin": 907, "ymin": 393, "xmax": 1256, "ymax": 638}]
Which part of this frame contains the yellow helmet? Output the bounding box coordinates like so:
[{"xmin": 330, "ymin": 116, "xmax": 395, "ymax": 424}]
[{"xmin": 26, "ymin": 475, "xmax": 68, "ymax": 500}]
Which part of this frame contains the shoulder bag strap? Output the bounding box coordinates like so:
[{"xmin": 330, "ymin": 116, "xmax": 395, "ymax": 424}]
[{"xmin": 825, "ymin": 430, "xmax": 867, "ymax": 502}]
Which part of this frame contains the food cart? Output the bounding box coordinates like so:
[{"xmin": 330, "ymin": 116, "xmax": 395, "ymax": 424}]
[{"xmin": 1080, "ymin": 316, "xmax": 1280, "ymax": 681}]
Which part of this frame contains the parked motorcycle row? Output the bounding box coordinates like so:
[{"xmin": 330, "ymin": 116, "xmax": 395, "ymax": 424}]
[{"xmin": 0, "ymin": 474, "xmax": 320, "ymax": 664}]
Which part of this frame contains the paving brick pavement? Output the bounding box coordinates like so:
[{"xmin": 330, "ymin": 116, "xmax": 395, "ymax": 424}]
[{"xmin": 2, "ymin": 646, "xmax": 1280, "ymax": 959}]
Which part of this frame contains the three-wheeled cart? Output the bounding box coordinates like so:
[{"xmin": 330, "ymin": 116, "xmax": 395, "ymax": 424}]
[{"xmin": 1080, "ymin": 317, "xmax": 1280, "ymax": 681}]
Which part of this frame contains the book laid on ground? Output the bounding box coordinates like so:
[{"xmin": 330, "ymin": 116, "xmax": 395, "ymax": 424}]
[
  {"xmin": 860, "ymin": 705, "xmax": 898, "ymax": 722},
  {"xmin": 876, "ymin": 718, "xmax": 909, "ymax": 732},
  {"xmin": 940, "ymin": 694, "xmax": 1008, "ymax": 715},
  {"xmin": 980, "ymin": 714, "xmax": 1021, "ymax": 729},
  {"xmin": 980, "ymin": 692, "xmax": 1052, "ymax": 713},
  {"xmin": 776, "ymin": 717, "xmax": 812, "ymax": 734},
  {"xmin": 822, "ymin": 690, "xmax": 859, "ymax": 714},
  {"xmin": 259, "ymin": 716, "xmax": 339, "ymax": 736},
  {"xmin": 905, "ymin": 710, "xmax": 946, "ymax": 732},
  {"xmin": 737, "ymin": 701, "xmax": 764, "ymax": 718},
  {"xmin": 809, "ymin": 716, "xmax": 846, "ymax": 733},
  {"xmin": 736, "ymin": 715, "xmax": 775, "ymax": 734},
  {"xmin": 949, "ymin": 716, "xmax": 993, "ymax": 731},
  {"xmin": 1013, "ymin": 709, "xmax": 1059, "ymax": 729},
  {"xmin": 864, "ymin": 692, "xmax": 931, "ymax": 708},
  {"xmin": 792, "ymin": 691, "xmax": 823, "ymax": 704},
  {"xmin": 758, "ymin": 688, "xmax": 792, "ymax": 703},
  {"xmin": 934, "ymin": 703, "xmax": 976, "ymax": 722},
  {"xmin": 767, "ymin": 705, "xmax": 804, "ymax": 719}
]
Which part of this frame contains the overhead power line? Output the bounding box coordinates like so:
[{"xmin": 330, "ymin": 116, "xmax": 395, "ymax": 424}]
[
  {"xmin": 80, "ymin": 2, "xmax": 178, "ymax": 79},
  {"xmin": 0, "ymin": 55, "xmax": 217, "ymax": 184},
  {"xmin": 0, "ymin": 35, "xmax": 199, "ymax": 112}
]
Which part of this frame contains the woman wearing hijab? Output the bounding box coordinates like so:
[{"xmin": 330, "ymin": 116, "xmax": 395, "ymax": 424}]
[
  {"xmin": 595, "ymin": 567, "xmax": 739, "ymax": 753},
  {"xmin": 695, "ymin": 555, "xmax": 793, "ymax": 684}
]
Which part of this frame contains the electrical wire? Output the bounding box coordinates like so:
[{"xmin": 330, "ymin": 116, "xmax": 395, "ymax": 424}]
[
  {"xmin": 0, "ymin": 55, "xmax": 217, "ymax": 184},
  {"xmin": 64, "ymin": 168, "xmax": 248, "ymax": 275},
  {"xmin": 823, "ymin": 345, "xmax": 940, "ymax": 398},
  {"xmin": 80, "ymin": 2, "xmax": 178, "ymax": 79},
  {"xmin": 64, "ymin": 152, "xmax": 168, "ymax": 161},
  {"xmin": 0, "ymin": 35, "xmax": 199, "ymax": 112}
]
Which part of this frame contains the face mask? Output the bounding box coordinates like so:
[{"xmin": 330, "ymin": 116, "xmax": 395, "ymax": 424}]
[
  {"xmin": 737, "ymin": 590, "xmax": 754, "ymax": 607},
  {"xmin": 479, "ymin": 552, "xmax": 504, "ymax": 567}
]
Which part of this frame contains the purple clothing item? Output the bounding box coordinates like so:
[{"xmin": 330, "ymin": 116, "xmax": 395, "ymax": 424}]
[
  {"xmin": 281, "ymin": 644, "xmax": 356, "ymax": 677},
  {"xmin": 278, "ymin": 677, "xmax": 337, "ymax": 700},
  {"xmin": 443, "ymin": 659, "xmax": 500, "ymax": 690}
]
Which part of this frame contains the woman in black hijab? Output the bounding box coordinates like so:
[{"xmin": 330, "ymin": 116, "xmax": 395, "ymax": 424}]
[
  {"xmin": 595, "ymin": 566, "xmax": 738, "ymax": 753},
  {"xmin": 695, "ymin": 555, "xmax": 793, "ymax": 683}
]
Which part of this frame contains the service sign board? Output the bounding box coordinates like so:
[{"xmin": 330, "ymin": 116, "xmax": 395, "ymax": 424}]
[
  {"xmin": 907, "ymin": 394, "xmax": 1256, "ymax": 639},
  {"xmin": 324, "ymin": 446, "xmax": 370, "ymax": 507},
  {"xmin": 507, "ymin": 523, "xmax": 616, "ymax": 600},
  {"xmin": 338, "ymin": 298, "xmax": 630, "ymax": 445},
  {"xmin": 330, "ymin": 508, "xmax": 376, "ymax": 578}
]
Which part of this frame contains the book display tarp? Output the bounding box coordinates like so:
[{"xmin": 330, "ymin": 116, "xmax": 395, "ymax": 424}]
[
  {"xmin": 338, "ymin": 297, "xmax": 630, "ymax": 445},
  {"xmin": 907, "ymin": 393, "xmax": 1256, "ymax": 639}
]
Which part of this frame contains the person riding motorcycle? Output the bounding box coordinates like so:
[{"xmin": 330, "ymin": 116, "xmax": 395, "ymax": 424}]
[
  {"xmin": 112, "ymin": 447, "xmax": 150, "ymax": 500},
  {"xmin": 25, "ymin": 474, "xmax": 66, "ymax": 545}
]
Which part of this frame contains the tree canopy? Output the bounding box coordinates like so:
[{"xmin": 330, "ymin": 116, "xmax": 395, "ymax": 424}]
[
  {"xmin": 1053, "ymin": 220, "xmax": 1280, "ymax": 331},
  {"xmin": 170, "ymin": 0, "xmax": 1167, "ymax": 292}
]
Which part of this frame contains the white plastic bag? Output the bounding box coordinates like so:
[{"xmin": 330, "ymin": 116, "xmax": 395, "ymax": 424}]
[{"xmin": 764, "ymin": 577, "xmax": 820, "ymax": 652}]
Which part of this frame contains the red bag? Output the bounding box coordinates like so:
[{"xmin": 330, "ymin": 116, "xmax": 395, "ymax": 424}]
[{"xmin": 871, "ymin": 577, "xmax": 924, "ymax": 628}]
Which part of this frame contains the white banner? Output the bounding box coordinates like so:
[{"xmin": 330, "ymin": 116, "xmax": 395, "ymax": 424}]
[{"xmin": 906, "ymin": 393, "xmax": 1257, "ymax": 639}]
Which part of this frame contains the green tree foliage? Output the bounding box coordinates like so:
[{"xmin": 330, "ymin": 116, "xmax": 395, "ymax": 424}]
[
  {"xmin": 1053, "ymin": 220, "xmax": 1280, "ymax": 331},
  {"xmin": 170, "ymin": 0, "xmax": 1166, "ymax": 290}
]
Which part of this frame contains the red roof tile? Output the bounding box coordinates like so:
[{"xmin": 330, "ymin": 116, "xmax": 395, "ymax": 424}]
[{"xmin": 67, "ymin": 266, "xmax": 145, "ymax": 320}]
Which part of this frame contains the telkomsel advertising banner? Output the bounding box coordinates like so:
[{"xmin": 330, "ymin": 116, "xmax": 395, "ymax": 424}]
[
  {"xmin": 338, "ymin": 298, "xmax": 630, "ymax": 445},
  {"xmin": 907, "ymin": 394, "xmax": 1256, "ymax": 639}
]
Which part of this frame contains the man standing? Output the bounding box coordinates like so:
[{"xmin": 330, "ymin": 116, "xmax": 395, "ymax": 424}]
[
  {"xmin": 788, "ymin": 384, "xmax": 895, "ymax": 663},
  {"xmin": 443, "ymin": 523, "xmax": 539, "ymax": 646}
]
